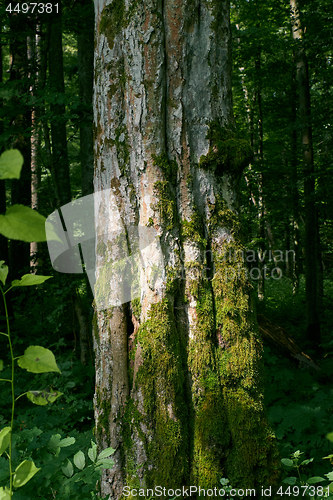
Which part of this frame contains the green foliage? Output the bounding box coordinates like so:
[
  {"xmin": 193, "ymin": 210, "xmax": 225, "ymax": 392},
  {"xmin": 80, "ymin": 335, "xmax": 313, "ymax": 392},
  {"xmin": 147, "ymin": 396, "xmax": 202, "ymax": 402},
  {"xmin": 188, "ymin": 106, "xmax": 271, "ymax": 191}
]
[
  {"xmin": 0, "ymin": 150, "xmax": 23, "ymax": 180},
  {"xmin": 11, "ymin": 275, "xmax": 52, "ymax": 288},
  {"xmin": 17, "ymin": 346, "xmax": 61, "ymax": 375},
  {"xmin": 280, "ymin": 449, "xmax": 333, "ymax": 498},
  {"xmin": 0, "ymin": 154, "xmax": 103, "ymax": 499},
  {"xmin": 0, "ymin": 206, "xmax": 48, "ymax": 243}
]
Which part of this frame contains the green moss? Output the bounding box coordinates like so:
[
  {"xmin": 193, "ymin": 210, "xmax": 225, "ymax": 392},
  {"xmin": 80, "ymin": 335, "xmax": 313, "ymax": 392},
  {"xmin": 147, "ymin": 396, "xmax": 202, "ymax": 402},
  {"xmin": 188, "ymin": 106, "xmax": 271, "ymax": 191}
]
[
  {"xmin": 182, "ymin": 211, "xmax": 207, "ymax": 248},
  {"xmin": 108, "ymin": 125, "xmax": 130, "ymax": 175},
  {"xmin": 95, "ymin": 387, "xmax": 111, "ymax": 443},
  {"xmin": 100, "ymin": 0, "xmax": 138, "ymax": 50},
  {"xmin": 199, "ymin": 121, "xmax": 253, "ymax": 176},
  {"xmin": 100, "ymin": 0, "xmax": 125, "ymax": 49},
  {"xmin": 126, "ymin": 299, "xmax": 189, "ymax": 487},
  {"xmin": 209, "ymin": 227, "xmax": 280, "ymax": 486},
  {"xmin": 131, "ymin": 297, "xmax": 141, "ymax": 320},
  {"xmin": 153, "ymin": 181, "xmax": 175, "ymax": 230},
  {"xmin": 208, "ymin": 198, "xmax": 241, "ymax": 236},
  {"xmin": 92, "ymin": 312, "xmax": 98, "ymax": 343},
  {"xmin": 187, "ymin": 278, "xmax": 229, "ymax": 487},
  {"xmin": 152, "ymin": 153, "xmax": 178, "ymax": 184}
]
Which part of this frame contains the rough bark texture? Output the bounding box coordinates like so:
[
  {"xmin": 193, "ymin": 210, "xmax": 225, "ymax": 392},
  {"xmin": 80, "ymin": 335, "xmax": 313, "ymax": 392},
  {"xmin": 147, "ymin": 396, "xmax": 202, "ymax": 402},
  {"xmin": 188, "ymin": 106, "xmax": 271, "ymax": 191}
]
[{"xmin": 93, "ymin": 0, "xmax": 279, "ymax": 497}]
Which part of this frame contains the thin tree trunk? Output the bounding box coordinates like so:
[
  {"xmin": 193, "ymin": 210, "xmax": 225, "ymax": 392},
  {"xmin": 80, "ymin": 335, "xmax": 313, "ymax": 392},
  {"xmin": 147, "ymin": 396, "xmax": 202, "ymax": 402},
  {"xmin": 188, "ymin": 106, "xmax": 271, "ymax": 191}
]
[
  {"xmin": 93, "ymin": 1, "xmax": 279, "ymax": 497},
  {"xmin": 29, "ymin": 29, "xmax": 42, "ymax": 271},
  {"xmin": 9, "ymin": 11, "xmax": 32, "ymax": 277},
  {"xmin": 78, "ymin": 0, "xmax": 94, "ymax": 197},
  {"xmin": 77, "ymin": 0, "xmax": 95, "ymax": 364},
  {"xmin": 290, "ymin": 0, "xmax": 322, "ymax": 346},
  {"xmin": 0, "ymin": 32, "xmax": 8, "ymax": 264},
  {"xmin": 48, "ymin": 0, "xmax": 71, "ymax": 206},
  {"xmin": 290, "ymin": 60, "xmax": 300, "ymax": 293}
]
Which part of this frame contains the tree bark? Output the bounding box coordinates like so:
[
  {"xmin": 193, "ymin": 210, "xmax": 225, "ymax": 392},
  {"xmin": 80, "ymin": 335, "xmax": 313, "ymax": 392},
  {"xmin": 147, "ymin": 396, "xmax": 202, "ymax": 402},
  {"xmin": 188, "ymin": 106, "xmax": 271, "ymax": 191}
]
[
  {"xmin": 290, "ymin": 0, "xmax": 322, "ymax": 346},
  {"xmin": 93, "ymin": 1, "xmax": 279, "ymax": 497}
]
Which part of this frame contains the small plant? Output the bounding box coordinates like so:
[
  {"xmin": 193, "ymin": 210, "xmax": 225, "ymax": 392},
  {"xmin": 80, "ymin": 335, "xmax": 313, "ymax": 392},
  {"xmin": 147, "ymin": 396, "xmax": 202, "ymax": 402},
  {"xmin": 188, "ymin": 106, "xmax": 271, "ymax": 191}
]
[
  {"xmin": 281, "ymin": 449, "xmax": 333, "ymax": 498},
  {"xmin": 0, "ymin": 267, "xmax": 62, "ymax": 498},
  {"xmin": 0, "ymin": 149, "xmax": 63, "ymax": 498},
  {"xmin": 0, "ymin": 150, "xmax": 115, "ymax": 499}
]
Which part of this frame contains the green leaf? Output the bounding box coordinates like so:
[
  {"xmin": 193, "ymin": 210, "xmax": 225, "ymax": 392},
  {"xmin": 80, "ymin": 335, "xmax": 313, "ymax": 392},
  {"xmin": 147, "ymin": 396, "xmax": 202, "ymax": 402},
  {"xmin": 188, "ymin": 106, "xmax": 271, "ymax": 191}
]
[
  {"xmin": 27, "ymin": 390, "xmax": 63, "ymax": 406},
  {"xmin": 301, "ymin": 458, "xmax": 313, "ymax": 466},
  {"xmin": 97, "ymin": 447, "xmax": 115, "ymax": 460},
  {"xmin": 220, "ymin": 478, "xmax": 230, "ymax": 486},
  {"xmin": 73, "ymin": 450, "xmax": 85, "ymax": 470},
  {"xmin": 18, "ymin": 346, "xmax": 61, "ymax": 374},
  {"xmin": 88, "ymin": 441, "xmax": 97, "ymax": 463},
  {"xmin": 307, "ymin": 476, "xmax": 326, "ymax": 484},
  {"xmin": 282, "ymin": 477, "xmax": 297, "ymax": 485},
  {"xmin": 13, "ymin": 459, "xmax": 40, "ymax": 488},
  {"xmin": 48, "ymin": 434, "xmax": 62, "ymax": 456},
  {"xmin": 326, "ymin": 472, "xmax": 333, "ymax": 481},
  {"xmin": 62, "ymin": 459, "xmax": 74, "ymax": 478},
  {"xmin": 0, "ymin": 149, "xmax": 23, "ymax": 180},
  {"xmin": 0, "ymin": 486, "xmax": 11, "ymax": 500},
  {"xmin": 96, "ymin": 459, "xmax": 114, "ymax": 469},
  {"xmin": 0, "ymin": 205, "xmax": 47, "ymax": 242},
  {"xmin": 0, "ymin": 427, "xmax": 11, "ymax": 456},
  {"xmin": 327, "ymin": 433, "xmax": 333, "ymax": 443},
  {"xmin": 0, "ymin": 360, "xmax": 3, "ymax": 372},
  {"xmin": 12, "ymin": 274, "xmax": 52, "ymax": 288},
  {"xmin": 0, "ymin": 262, "xmax": 8, "ymax": 286},
  {"xmin": 59, "ymin": 437, "xmax": 75, "ymax": 448},
  {"xmin": 281, "ymin": 458, "xmax": 294, "ymax": 467}
]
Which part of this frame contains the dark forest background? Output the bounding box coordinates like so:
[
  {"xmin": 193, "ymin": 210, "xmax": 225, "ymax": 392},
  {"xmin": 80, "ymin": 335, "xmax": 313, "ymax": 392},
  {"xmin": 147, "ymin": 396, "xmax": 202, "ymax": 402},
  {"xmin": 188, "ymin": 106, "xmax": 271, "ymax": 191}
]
[{"xmin": 0, "ymin": 0, "xmax": 332, "ymax": 497}]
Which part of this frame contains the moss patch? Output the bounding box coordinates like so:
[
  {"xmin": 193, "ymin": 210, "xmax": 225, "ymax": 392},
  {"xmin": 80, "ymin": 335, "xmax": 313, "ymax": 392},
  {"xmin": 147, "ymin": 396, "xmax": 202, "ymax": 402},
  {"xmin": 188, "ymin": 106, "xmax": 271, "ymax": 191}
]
[
  {"xmin": 100, "ymin": 0, "xmax": 125, "ymax": 49},
  {"xmin": 210, "ymin": 227, "xmax": 280, "ymax": 486},
  {"xmin": 152, "ymin": 153, "xmax": 178, "ymax": 184},
  {"xmin": 124, "ymin": 299, "xmax": 189, "ymax": 487},
  {"xmin": 153, "ymin": 181, "xmax": 175, "ymax": 231},
  {"xmin": 199, "ymin": 121, "xmax": 253, "ymax": 176}
]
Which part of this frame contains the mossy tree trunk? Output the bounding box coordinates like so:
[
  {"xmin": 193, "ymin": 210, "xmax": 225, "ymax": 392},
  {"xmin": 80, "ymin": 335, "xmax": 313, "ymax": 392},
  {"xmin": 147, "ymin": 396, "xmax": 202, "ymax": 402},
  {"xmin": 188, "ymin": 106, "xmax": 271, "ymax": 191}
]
[{"xmin": 93, "ymin": 0, "xmax": 279, "ymax": 497}]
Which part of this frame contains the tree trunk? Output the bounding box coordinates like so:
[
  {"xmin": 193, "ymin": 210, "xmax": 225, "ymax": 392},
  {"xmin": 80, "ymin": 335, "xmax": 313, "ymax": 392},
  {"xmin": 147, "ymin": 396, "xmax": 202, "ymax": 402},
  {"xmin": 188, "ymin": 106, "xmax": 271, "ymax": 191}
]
[
  {"xmin": 93, "ymin": 1, "xmax": 279, "ymax": 497},
  {"xmin": 290, "ymin": 61, "xmax": 300, "ymax": 293},
  {"xmin": 0, "ymin": 33, "xmax": 8, "ymax": 264},
  {"xmin": 290, "ymin": 0, "xmax": 322, "ymax": 346},
  {"xmin": 48, "ymin": 0, "xmax": 71, "ymax": 207},
  {"xmin": 255, "ymin": 50, "xmax": 265, "ymax": 301},
  {"xmin": 77, "ymin": 0, "xmax": 95, "ymax": 197},
  {"xmin": 9, "ymin": 11, "xmax": 32, "ymax": 277},
  {"xmin": 29, "ymin": 29, "xmax": 42, "ymax": 271}
]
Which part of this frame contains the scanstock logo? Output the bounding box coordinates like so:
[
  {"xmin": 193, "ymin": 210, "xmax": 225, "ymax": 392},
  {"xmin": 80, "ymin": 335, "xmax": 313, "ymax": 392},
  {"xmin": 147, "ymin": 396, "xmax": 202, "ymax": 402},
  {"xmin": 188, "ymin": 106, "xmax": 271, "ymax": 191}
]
[{"xmin": 45, "ymin": 190, "xmax": 164, "ymax": 310}]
